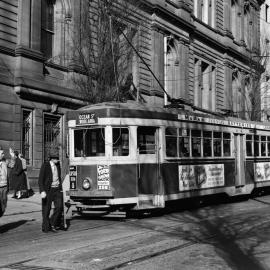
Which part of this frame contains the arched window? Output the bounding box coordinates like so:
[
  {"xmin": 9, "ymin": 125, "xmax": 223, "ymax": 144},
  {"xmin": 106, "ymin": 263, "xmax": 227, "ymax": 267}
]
[{"xmin": 165, "ymin": 38, "xmax": 180, "ymax": 99}]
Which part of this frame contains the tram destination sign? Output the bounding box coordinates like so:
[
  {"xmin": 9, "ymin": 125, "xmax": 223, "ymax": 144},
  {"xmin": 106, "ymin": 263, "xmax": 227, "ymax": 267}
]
[{"xmin": 77, "ymin": 113, "xmax": 97, "ymax": 125}]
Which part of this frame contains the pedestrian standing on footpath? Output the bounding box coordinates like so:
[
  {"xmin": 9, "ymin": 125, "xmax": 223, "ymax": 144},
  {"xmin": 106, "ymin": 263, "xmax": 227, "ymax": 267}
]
[
  {"xmin": 19, "ymin": 153, "xmax": 34, "ymax": 198},
  {"xmin": 10, "ymin": 151, "xmax": 27, "ymax": 199},
  {"xmin": 7, "ymin": 148, "xmax": 15, "ymax": 197},
  {"xmin": 38, "ymin": 154, "xmax": 63, "ymax": 233},
  {"xmin": 0, "ymin": 148, "xmax": 8, "ymax": 217}
]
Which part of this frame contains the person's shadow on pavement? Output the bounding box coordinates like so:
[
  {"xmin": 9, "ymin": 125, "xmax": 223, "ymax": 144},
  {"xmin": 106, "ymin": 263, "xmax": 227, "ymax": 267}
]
[{"xmin": 0, "ymin": 220, "xmax": 28, "ymax": 233}]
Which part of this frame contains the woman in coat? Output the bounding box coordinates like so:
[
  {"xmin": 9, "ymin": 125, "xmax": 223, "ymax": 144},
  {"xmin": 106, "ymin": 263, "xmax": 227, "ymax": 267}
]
[{"xmin": 11, "ymin": 151, "xmax": 27, "ymax": 199}]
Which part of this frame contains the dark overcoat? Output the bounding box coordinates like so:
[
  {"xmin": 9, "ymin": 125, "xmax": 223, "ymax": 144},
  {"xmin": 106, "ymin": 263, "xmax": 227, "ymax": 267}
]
[
  {"xmin": 12, "ymin": 157, "xmax": 27, "ymax": 191},
  {"xmin": 38, "ymin": 162, "xmax": 62, "ymax": 193}
]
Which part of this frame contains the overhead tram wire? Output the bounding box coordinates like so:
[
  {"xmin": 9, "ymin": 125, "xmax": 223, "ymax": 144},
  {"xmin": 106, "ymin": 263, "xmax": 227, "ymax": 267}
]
[{"xmin": 106, "ymin": 11, "xmax": 224, "ymax": 117}]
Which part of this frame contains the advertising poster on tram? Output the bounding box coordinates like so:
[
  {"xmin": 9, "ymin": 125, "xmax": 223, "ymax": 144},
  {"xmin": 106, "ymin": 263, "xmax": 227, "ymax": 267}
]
[
  {"xmin": 97, "ymin": 165, "xmax": 110, "ymax": 190},
  {"xmin": 179, "ymin": 164, "xmax": 224, "ymax": 191},
  {"xmin": 254, "ymin": 162, "xmax": 270, "ymax": 182}
]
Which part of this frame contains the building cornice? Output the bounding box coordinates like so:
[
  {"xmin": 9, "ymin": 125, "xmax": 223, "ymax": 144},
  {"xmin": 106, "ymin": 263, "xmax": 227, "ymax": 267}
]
[
  {"xmin": 15, "ymin": 46, "xmax": 44, "ymax": 62},
  {"xmin": 14, "ymin": 76, "xmax": 86, "ymax": 108},
  {"xmin": 0, "ymin": 45, "xmax": 15, "ymax": 56}
]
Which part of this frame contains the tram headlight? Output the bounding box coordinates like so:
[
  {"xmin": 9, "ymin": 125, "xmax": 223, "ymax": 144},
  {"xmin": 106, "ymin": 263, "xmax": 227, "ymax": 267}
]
[{"xmin": 82, "ymin": 178, "xmax": 91, "ymax": 190}]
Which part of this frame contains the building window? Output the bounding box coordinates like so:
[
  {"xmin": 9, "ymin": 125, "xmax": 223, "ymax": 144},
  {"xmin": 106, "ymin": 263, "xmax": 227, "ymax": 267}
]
[
  {"xmin": 244, "ymin": 3, "xmax": 250, "ymax": 48},
  {"xmin": 22, "ymin": 109, "xmax": 33, "ymax": 165},
  {"xmin": 232, "ymin": 70, "xmax": 242, "ymax": 117},
  {"xmin": 43, "ymin": 114, "xmax": 61, "ymax": 161},
  {"xmin": 194, "ymin": 58, "xmax": 216, "ymax": 111},
  {"xmin": 115, "ymin": 25, "xmax": 138, "ymax": 95},
  {"xmin": 41, "ymin": 0, "xmax": 55, "ymax": 60},
  {"xmin": 41, "ymin": 0, "xmax": 66, "ymax": 64},
  {"xmin": 231, "ymin": 0, "xmax": 237, "ymax": 38},
  {"xmin": 194, "ymin": 0, "xmax": 215, "ymax": 27}
]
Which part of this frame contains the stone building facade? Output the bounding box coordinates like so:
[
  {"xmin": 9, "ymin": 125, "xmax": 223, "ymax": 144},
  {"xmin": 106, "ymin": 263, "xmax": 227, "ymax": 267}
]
[
  {"xmin": 0, "ymin": 0, "xmax": 264, "ymax": 187},
  {"xmin": 261, "ymin": 0, "xmax": 270, "ymax": 120}
]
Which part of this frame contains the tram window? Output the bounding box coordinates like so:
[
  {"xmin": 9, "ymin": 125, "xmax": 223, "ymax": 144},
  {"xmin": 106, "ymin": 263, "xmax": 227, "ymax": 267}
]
[
  {"xmin": 268, "ymin": 136, "xmax": 270, "ymax": 156},
  {"xmin": 246, "ymin": 135, "xmax": 253, "ymax": 156},
  {"xmin": 203, "ymin": 131, "xmax": 212, "ymax": 157},
  {"xmin": 179, "ymin": 129, "xmax": 190, "ymax": 157},
  {"xmin": 74, "ymin": 128, "xmax": 105, "ymax": 157},
  {"xmin": 254, "ymin": 135, "xmax": 259, "ymax": 156},
  {"xmin": 137, "ymin": 127, "xmax": 156, "ymax": 154},
  {"xmin": 261, "ymin": 136, "xmax": 266, "ymax": 156},
  {"xmin": 165, "ymin": 128, "xmax": 177, "ymax": 157},
  {"xmin": 113, "ymin": 128, "xmax": 129, "ymax": 156},
  {"xmin": 223, "ymin": 133, "xmax": 231, "ymax": 156},
  {"xmin": 213, "ymin": 132, "xmax": 222, "ymax": 157},
  {"xmin": 74, "ymin": 130, "xmax": 84, "ymax": 157},
  {"xmin": 191, "ymin": 130, "xmax": 201, "ymax": 157}
]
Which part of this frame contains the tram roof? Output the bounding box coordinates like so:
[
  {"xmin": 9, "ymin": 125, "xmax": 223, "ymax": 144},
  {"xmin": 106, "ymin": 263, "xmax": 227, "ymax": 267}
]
[
  {"xmin": 67, "ymin": 101, "xmax": 270, "ymax": 130},
  {"xmin": 67, "ymin": 101, "xmax": 223, "ymax": 120}
]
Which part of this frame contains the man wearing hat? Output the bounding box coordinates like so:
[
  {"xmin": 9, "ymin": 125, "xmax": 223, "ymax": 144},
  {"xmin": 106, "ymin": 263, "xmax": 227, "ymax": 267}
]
[
  {"xmin": 38, "ymin": 154, "xmax": 63, "ymax": 232},
  {"xmin": 0, "ymin": 148, "xmax": 8, "ymax": 217}
]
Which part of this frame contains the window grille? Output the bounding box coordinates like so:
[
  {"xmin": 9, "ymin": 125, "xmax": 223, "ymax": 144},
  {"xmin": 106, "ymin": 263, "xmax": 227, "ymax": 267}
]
[{"xmin": 44, "ymin": 114, "xmax": 61, "ymax": 161}]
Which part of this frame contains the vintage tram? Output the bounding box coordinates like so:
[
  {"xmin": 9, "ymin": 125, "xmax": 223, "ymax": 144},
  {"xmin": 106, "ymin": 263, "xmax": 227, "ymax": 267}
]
[{"xmin": 66, "ymin": 101, "xmax": 270, "ymax": 214}]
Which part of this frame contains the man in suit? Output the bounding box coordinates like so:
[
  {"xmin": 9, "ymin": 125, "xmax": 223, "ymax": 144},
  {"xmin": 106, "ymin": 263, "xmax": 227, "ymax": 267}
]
[{"xmin": 38, "ymin": 154, "xmax": 63, "ymax": 233}]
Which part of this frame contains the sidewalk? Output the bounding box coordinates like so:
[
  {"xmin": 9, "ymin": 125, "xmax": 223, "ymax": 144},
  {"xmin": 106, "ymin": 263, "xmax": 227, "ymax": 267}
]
[{"xmin": 4, "ymin": 193, "xmax": 41, "ymax": 216}]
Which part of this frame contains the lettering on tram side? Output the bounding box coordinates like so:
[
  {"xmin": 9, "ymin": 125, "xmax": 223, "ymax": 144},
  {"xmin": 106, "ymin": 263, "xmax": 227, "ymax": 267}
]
[
  {"xmin": 254, "ymin": 162, "xmax": 270, "ymax": 182},
  {"xmin": 177, "ymin": 114, "xmax": 270, "ymax": 129},
  {"xmin": 178, "ymin": 164, "xmax": 224, "ymax": 191},
  {"xmin": 97, "ymin": 165, "xmax": 110, "ymax": 190},
  {"xmin": 77, "ymin": 113, "xmax": 97, "ymax": 125}
]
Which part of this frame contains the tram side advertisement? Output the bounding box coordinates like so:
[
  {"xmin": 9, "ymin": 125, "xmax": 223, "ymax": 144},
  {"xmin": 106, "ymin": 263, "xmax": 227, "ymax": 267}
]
[
  {"xmin": 179, "ymin": 164, "xmax": 224, "ymax": 191},
  {"xmin": 97, "ymin": 165, "xmax": 110, "ymax": 190},
  {"xmin": 254, "ymin": 162, "xmax": 270, "ymax": 182}
]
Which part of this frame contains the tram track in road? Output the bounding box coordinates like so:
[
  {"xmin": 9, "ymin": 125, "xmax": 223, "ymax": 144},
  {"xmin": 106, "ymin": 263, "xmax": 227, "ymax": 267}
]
[
  {"xmin": 101, "ymin": 212, "xmax": 270, "ymax": 270},
  {"xmin": 2, "ymin": 205, "xmax": 270, "ymax": 270},
  {"xmin": 1, "ymin": 195, "xmax": 269, "ymax": 247}
]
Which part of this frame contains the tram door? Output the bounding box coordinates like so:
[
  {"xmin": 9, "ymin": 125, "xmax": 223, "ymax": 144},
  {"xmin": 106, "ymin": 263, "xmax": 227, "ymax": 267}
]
[
  {"xmin": 137, "ymin": 126, "xmax": 164, "ymax": 208},
  {"xmin": 234, "ymin": 133, "xmax": 245, "ymax": 186}
]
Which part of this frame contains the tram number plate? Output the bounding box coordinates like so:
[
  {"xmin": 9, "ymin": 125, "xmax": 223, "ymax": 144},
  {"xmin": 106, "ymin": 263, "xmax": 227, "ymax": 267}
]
[{"xmin": 98, "ymin": 185, "xmax": 110, "ymax": 190}]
